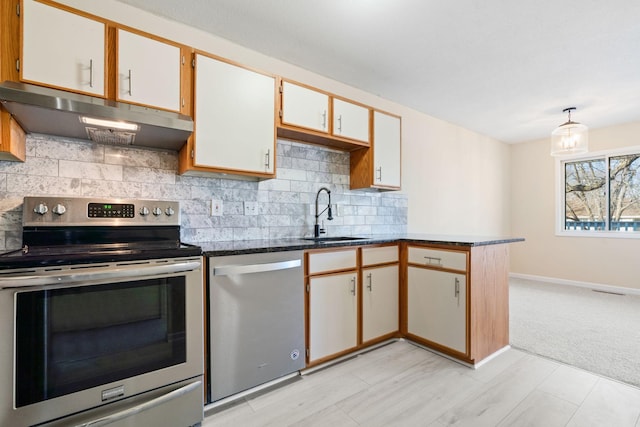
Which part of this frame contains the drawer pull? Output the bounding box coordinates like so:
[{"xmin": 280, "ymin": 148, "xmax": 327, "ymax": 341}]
[{"xmin": 424, "ymin": 256, "xmax": 442, "ymax": 266}]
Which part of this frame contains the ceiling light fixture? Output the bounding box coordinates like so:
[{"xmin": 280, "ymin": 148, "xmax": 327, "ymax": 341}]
[{"xmin": 550, "ymin": 107, "xmax": 588, "ymax": 156}]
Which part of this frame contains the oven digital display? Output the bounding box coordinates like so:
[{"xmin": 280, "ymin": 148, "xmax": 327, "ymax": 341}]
[{"xmin": 88, "ymin": 203, "xmax": 135, "ymax": 218}]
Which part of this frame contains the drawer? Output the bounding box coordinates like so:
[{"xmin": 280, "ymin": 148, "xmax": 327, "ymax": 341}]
[
  {"xmin": 408, "ymin": 246, "xmax": 467, "ymax": 271},
  {"xmin": 361, "ymin": 245, "xmax": 398, "ymax": 266},
  {"xmin": 308, "ymin": 248, "xmax": 357, "ymax": 274}
]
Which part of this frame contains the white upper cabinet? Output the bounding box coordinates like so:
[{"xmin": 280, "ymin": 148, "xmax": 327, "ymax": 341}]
[
  {"xmin": 281, "ymin": 81, "xmax": 329, "ymax": 133},
  {"xmin": 192, "ymin": 53, "xmax": 276, "ymax": 176},
  {"xmin": 373, "ymin": 111, "xmax": 401, "ymax": 188},
  {"xmin": 21, "ymin": 0, "xmax": 105, "ymax": 96},
  {"xmin": 332, "ymin": 98, "xmax": 369, "ymax": 143},
  {"xmin": 117, "ymin": 29, "xmax": 181, "ymax": 112}
]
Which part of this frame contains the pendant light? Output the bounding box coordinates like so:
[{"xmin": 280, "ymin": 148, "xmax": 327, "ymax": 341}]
[{"xmin": 550, "ymin": 107, "xmax": 588, "ymax": 156}]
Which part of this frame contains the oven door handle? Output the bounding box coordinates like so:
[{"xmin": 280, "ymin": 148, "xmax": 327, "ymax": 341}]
[
  {"xmin": 0, "ymin": 260, "xmax": 201, "ymax": 289},
  {"xmin": 75, "ymin": 380, "xmax": 202, "ymax": 427}
]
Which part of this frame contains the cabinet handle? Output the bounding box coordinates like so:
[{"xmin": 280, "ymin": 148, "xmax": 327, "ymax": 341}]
[
  {"xmin": 424, "ymin": 256, "xmax": 442, "ymax": 266},
  {"xmin": 454, "ymin": 277, "xmax": 460, "ymax": 306},
  {"xmin": 128, "ymin": 69, "xmax": 132, "ymax": 96},
  {"xmin": 350, "ymin": 277, "xmax": 356, "ymax": 296},
  {"xmin": 337, "ymin": 114, "xmax": 343, "ymax": 133},
  {"xmin": 366, "ymin": 273, "xmax": 372, "ymax": 292},
  {"xmin": 264, "ymin": 149, "xmax": 271, "ymax": 170},
  {"xmin": 376, "ymin": 166, "xmax": 382, "ymax": 182},
  {"xmin": 89, "ymin": 59, "xmax": 93, "ymax": 88},
  {"xmin": 322, "ymin": 110, "xmax": 327, "ymax": 130}
]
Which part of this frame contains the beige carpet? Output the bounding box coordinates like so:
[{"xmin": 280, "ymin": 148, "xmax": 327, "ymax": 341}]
[{"xmin": 509, "ymin": 277, "xmax": 640, "ymax": 388}]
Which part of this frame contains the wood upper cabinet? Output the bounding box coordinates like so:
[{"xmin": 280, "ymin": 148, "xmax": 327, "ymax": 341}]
[
  {"xmin": 280, "ymin": 80, "xmax": 329, "ymax": 133},
  {"xmin": 0, "ymin": 108, "xmax": 26, "ymax": 162},
  {"xmin": 116, "ymin": 29, "xmax": 182, "ymax": 112},
  {"xmin": 21, "ymin": 0, "xmax": 106, "ymax": 96},
  {"xmin": 179, "ymin": 52, "xmax": 276, "ymax": 178},
  {"xmin": 332, "ymin": 98, "xmax": 369, "ymax": 143},
  {"xmin": 278, "ymin": 79, "xmax": 370, "ymax": 151},
  {"xmin": 350, "ymin": 110, "xmax": 401, "ymax": 191}
]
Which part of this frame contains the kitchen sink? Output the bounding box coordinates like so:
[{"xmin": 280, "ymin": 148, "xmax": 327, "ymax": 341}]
[{"xmin": 302, "ymin": 236, "xmax": 368, "ymax": 242}]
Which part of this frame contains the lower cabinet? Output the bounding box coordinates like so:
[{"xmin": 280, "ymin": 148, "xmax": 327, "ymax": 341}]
[
  {"xmin": 305, "ymin": 242, "xmax": 510, "ymax": 367},
  {"xmin": 362, "ymin": 264, "xmax": 399, "ymax": 343},
  {"xmin": 306, "ymin": 245, "xmax": 399, "ymax": 366},
  {"xmin": 308, "ymin": 272, "xmax": 358, "ymax": 362},
  {"xmin": 407, "ymin": 267, "xmax": 466, "ymax": 354}
]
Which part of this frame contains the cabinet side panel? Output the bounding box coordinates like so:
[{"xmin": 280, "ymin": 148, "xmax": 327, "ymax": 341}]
[{"xmin": 469, "ymin": 244, "xmax": 510, "ymax": 362}]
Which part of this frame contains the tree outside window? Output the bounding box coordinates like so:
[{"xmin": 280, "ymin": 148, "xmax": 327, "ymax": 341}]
[{"xmin": 564, "ymin": 153, "xmax": 640, "ymax": 232}]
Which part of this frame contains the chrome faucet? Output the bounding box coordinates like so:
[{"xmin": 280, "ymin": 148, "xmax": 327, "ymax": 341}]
[{"xmin": 314, "ymin": 187, "xmax": 333, "ymax": 237}]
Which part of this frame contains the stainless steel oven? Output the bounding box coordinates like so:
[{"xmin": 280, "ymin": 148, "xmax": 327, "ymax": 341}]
[{"xmin": 0, "ymin": 197, "xmax": 204, "ymax": 427}]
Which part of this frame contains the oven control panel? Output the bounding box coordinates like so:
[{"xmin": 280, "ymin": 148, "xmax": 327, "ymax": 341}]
[
  {"xmin": 23, "ymin": 197, "xmax": 180, "ymax": 227},
  {"xmin": 88, "ymin": 203, "xmax": 136, "ymax": 218}
]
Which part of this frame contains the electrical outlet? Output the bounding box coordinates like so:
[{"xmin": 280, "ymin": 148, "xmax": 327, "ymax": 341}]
[
  {"xmin": 211, "ymin": 199, "xmax": 223, "ymax": 216},
  {"xmin": 244, "ymin": 201, "xmax": 258, "ymax": 216}
]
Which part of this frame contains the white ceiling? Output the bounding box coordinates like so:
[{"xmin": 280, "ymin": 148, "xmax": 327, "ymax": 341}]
[{"xmin": 115, "ymin": 0, "xmax": 640, "ymax": 143}]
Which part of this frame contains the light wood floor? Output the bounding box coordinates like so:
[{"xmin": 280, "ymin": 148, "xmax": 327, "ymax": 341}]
[{"xmin": 202, "ymin": 340, "xmax": 640, "ymax": 427}]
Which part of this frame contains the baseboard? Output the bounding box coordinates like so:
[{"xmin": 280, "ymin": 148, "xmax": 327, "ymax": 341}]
[{"xmin": 509, "ymin": 272, "xmax": 640, "ymax": 296}]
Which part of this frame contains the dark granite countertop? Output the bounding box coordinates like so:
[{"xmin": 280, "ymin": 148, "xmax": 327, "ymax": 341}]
[{"xmin": 195, "ymin": 234, "xmax": 524, "ymax": 257}]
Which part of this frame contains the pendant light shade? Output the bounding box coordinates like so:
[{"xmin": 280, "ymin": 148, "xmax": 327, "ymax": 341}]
[{"xmin": 550, "ymin": 107, "xmax": 588, "ymax": 156}]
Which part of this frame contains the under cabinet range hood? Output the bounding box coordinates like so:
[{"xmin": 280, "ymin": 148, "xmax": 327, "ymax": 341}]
[{"xmin": 0, "ymin": 81, "xmax": 193, "ymax": 150}]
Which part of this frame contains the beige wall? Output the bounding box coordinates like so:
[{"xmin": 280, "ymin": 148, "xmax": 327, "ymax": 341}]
[
  {"xmin": 510, "ymin": 121, "xmax": 640, "ymax": 289},
  {"xmin": 403, "ymin": 109, "xmax": 511, "ymax": 235}
]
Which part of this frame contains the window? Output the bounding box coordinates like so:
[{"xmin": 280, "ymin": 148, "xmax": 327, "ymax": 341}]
[{"xmin": 558, "ymin": 148, "xmax": 640, "ymax": 237}]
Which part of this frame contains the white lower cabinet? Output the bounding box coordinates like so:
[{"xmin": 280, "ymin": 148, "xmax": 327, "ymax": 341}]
[
  {"xmin": 308, "ymin": 272, "xmax": 358, "ymax": 362},
  {"xmin": 362, "ymin": 264, "xmax": 399, "ymax": 342},
  {"xmin": 407, "ymin": 267, "xmax": 467, "ymax": 354}
]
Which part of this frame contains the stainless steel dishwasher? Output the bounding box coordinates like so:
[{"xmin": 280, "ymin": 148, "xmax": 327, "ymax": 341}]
[{"xmin": 208, "ymin": 250, "xmax": 305, "ymax": 402}]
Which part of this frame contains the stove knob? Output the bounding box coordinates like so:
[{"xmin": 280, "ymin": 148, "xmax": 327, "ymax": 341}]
[
  {"xmin": 152, "ymin": 207, "xmax": 163, "ymax": 216},
  {"xmin": 52, "ymin": 203, "xmax": 66, "ymax": 215},
  {"xmin": 33, "ymin": 203, "xmax": 48, "ymax": 215},
  {"xmin": 165, "ymin": 207, "xmax": 175, "ymax": 216},
  {"xmin": 139, "ymin": 206, "xmax": 150, "ymax": 216}
]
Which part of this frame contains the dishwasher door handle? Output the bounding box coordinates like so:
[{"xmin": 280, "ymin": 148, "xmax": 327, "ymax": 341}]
[{"xmin": 213, "ymin": 259, "xmax": 301, "ymax": 276}]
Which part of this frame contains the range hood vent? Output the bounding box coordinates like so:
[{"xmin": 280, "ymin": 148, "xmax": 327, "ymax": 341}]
[{"xmin": 0, "ymin": 81, "xmax": 193, "ymax": 151}]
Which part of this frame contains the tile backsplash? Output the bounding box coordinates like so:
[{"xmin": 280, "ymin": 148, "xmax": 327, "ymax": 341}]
[{"xmin": 0, "ymin": 135, "xmax": 407, "ymax": 250}]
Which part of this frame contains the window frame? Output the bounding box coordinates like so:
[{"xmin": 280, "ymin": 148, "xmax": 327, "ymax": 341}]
[{"xmin": 555, "ymin": 145, "xmax": 640, "ymax": 239}]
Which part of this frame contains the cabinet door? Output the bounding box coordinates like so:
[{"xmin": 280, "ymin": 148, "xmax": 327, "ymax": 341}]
[
  {"xmin": 194, "ymin": 54, "xmax": 275, "ymax": 174},
  {"xmin": 332, "ymin": 98, "xmax": 369, "ymax": 143},
  {"xmin": 373, "ymin": 111, "xmax": 401, "ymax": 188},
  {"xmin": 117, "ymin": 29, "xmax": 181, "ymax": 112},
  {"xmin": 407, "ymin": 267, "xmax": 466, "ymax": 353},
  {"xmin": 22, "ymin": 0, "xmax": 105, "ymax": 96},
  {"xmin": 309, "ymin": 272, "xmax": 358, "ymax": 362},
  {"xmin": 362, "ymin": 265, "xmax": 399, "ymax": 342},
  {"xmin": 281, "ymin": 81, "xmax": 329, "ymax": 133}
]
